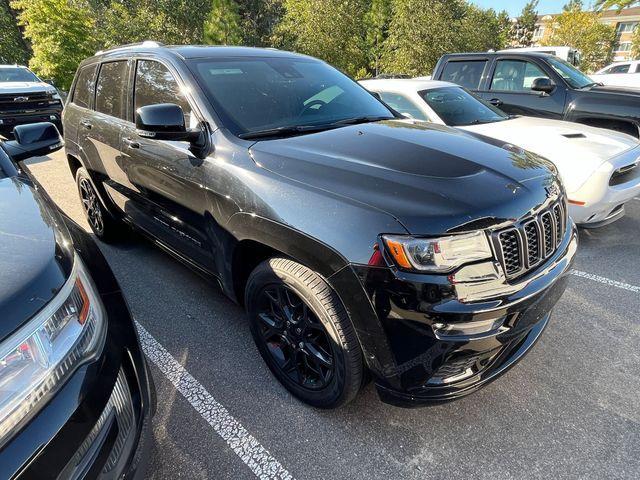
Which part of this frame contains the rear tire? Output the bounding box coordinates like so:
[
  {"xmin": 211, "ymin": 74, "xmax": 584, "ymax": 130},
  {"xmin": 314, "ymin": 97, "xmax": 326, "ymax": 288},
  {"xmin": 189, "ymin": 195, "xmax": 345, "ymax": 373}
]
[
  {"xmin": 245, "ymin": 258, "xmax": 363, "ymax": 408},
  {"xmin": 76, "ymin": 167, "xmax": 125, "ymax": 242}
]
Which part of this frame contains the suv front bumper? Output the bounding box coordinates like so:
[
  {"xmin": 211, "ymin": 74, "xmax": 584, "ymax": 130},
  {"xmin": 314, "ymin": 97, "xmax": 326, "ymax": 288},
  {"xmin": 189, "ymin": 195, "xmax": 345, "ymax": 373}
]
[{"xmin": 329, "ymin": 224, "xmax": 578, "ymax": 407}]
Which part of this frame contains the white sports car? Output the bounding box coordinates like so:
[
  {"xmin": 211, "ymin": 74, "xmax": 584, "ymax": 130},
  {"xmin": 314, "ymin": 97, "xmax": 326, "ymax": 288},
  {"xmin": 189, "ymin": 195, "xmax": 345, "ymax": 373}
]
[{"xmin": 361, "ymin": 78, "xmax": 640, "ymax": 227}]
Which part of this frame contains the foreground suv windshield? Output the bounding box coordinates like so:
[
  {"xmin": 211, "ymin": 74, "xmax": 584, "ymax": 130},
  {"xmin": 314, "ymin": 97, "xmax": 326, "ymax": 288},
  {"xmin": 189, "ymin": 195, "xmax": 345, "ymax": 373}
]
[
  {"xmin": 546, "ymin": 57, "xmax": 593, "ymax": 89},
  {"xmin": 420, "ymin": 87, "xmax": 508, "ymax": 126},
  {"xmin": 188, "ymin": 56, "xmax": 394, "ymax": 136},
  {"xmin": 0, "ymin": 68, "xmax": 39, "ymax": 83}
]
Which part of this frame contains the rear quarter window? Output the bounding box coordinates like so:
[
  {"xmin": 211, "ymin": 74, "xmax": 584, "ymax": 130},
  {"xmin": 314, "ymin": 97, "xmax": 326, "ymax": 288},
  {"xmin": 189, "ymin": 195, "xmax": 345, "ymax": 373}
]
[
  {"xmin": 440, "ymin": 60, "xmax": 487, "ymax": 90},
  {"xmin": 71, "ymin": 64, "xmax": 98, "ymax": 109}
]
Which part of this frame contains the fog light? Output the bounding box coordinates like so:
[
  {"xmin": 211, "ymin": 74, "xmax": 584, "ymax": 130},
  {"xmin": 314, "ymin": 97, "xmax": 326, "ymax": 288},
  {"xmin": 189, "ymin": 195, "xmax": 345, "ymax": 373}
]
[{"xmin": 432, "ymin": 317, "xmax": 506, "ymax": 339}]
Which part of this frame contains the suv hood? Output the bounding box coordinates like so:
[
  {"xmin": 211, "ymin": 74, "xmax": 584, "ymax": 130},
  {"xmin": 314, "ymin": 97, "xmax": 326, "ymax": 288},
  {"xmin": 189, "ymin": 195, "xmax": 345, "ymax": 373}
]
[
  {"xmin": 460, "ymin": 116, "xmax": 639, "ymax": 193},
  {"xmin": 590, "ymin": 84, "xmax": 640, "ymax": 97},
  {"xmin": 0, "ymin": 175, "xmax": 73, "ymax": 341},
  {"xmin": 0, "ymin": 82, "xmax": 55, "ymax": 95},
  {"xmin": 249, "ymin": 120, "xmax": 558, "ymax": 235}
]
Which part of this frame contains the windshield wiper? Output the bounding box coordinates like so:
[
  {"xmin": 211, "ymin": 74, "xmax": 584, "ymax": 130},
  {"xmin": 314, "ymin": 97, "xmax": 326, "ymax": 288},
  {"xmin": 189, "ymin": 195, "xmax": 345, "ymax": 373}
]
[
  {"xmin": 238, "ymin": 124, "xmax": 337, "ymax": 140},
  {"xmin": 330, "ymin": 115, "xmax": 394, "ymax": 126}
]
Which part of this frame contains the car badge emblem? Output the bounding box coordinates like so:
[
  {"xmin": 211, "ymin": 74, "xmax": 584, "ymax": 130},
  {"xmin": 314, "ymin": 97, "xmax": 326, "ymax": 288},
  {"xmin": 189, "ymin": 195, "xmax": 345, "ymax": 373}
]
[
  {"xmin": 13, "ymin": 96, "xmax": 29, "ymax": 102},
  {"xmin": 546, "ymin": 184, "xmax": 560, "ymax": 199}
]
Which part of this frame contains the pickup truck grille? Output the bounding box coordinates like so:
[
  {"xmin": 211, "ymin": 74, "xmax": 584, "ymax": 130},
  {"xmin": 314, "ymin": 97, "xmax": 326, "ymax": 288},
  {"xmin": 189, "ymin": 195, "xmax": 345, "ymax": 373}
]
[
  {"xmin": 0, "ymin": 92, "xmax": 59, "ymax": 114},
  {"xmin": 493, "ymin": 199, "xmax": 567, "ymax": 280}
]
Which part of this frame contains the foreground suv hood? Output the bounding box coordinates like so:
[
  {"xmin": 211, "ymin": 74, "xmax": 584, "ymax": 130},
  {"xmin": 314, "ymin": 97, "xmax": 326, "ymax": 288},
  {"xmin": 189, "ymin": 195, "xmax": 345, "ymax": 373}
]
[
  {"xmin": 250, "ymin": 120, "xmax": 558, "ymax": 235},
  {"xmin": 0, "ymin": 82, "xmax": 55, "ymax": 95},
  {"xmin": 0, "ymin": 176, "xmax": 73, "ymax": 341},
  {"xmin": 461, "ymin": 116, "xmax": 639, "ymax": 193}
]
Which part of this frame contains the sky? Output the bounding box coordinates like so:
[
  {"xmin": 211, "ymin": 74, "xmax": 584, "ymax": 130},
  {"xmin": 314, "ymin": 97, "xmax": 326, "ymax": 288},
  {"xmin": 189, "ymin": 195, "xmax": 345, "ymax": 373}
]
[{"xmin": 469, "ymin": 0, "xmax": 590, "ymax": 16}]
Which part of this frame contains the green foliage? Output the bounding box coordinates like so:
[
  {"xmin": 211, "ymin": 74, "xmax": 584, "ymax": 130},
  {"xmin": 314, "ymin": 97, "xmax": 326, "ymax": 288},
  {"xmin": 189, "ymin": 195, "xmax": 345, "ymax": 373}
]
[
  {"xmin": 275, "ymin": 0, "xmax": 369, "ymax": 77},
  {"xmin": 594, "ymin": 0, "xmax": 637, "ymax": 9},
  {"xmin": 365, "ymin": 0, "xmax": 392, "ymax": 76},
  {"xmin": 0, "ymin": 0, "xmax": 30, "ymax": 64},
  {"xmin": 543, "ymin": 8, "xmax": 616, "ymax": 72},
  {"xmin": 511, "ymin": 0, "xmax": 538, "ymax": 47},
  {"xmin": 236, "ymin": 0, "xmax": 284, "ymax": 46},
  {"xmin": 11, "ymin": 0, "xmax": 97, "ymax": 89},
  {"xmin": 381, "ymin": 0, "xmax": 508, "ymax": 77},
  {"xmin": 205, "ymin": 0, "xmax": 243, "ymax": 45}
]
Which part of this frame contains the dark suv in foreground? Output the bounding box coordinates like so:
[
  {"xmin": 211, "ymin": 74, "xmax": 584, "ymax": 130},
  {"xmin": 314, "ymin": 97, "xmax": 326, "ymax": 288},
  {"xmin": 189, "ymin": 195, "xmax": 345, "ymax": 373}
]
[
  {"xmin": 63, "ymin": 43, "xmax": 577, "ymax": 408},
  {"xmin": 0, "ymin": 123, "xmax": 154, "ymax": 477}
]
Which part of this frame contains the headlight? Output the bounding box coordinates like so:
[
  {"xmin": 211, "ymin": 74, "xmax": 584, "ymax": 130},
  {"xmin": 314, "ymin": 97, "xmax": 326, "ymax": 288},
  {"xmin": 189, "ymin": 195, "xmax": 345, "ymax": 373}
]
[
  {"xmin": 383, "ymin": 231, "xmax": 493, "ymax": 272},
  {"xmin": 0, "ymin": 255, "xmax": 106, "ymax": 445}
]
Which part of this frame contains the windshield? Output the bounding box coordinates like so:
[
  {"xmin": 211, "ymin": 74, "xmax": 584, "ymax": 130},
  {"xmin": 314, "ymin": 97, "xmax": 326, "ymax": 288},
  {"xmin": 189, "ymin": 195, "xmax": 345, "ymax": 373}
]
[
  {"xmin": 188, "ymin": 56, "xmax": 394, "ymax": 136},
  {"xmin": 546, "ymin": 57, "xmax": 593, "ymax": 89},
  {"xmin": 0, "ymin": 67, "xmax": 40, "ymax": 83},
  {"xmin": 419, "ymin": 87, "xmax": 508, "ymax": 126}
]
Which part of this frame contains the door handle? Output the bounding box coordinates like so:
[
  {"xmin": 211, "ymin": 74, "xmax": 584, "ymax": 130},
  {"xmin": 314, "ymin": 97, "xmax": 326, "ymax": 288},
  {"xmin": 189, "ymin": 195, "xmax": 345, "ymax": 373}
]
[
  {"xmin": 123, "ymin": 137, "xmax": 140, "ymax": 149},
  {"xmin": 489, "ymin": 98, "xmax": 503, "ymax": 107},
  {"xmin": 80, "ymin": 119, "xmax": 92, "ymax": 130}
]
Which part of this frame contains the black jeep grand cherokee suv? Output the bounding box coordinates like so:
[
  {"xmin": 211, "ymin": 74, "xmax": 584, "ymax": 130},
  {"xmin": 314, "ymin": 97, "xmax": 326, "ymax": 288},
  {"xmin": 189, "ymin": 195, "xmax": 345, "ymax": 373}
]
[{"xmin": 63, "ymin": 43, "xmax": 577, "ymax": 408}]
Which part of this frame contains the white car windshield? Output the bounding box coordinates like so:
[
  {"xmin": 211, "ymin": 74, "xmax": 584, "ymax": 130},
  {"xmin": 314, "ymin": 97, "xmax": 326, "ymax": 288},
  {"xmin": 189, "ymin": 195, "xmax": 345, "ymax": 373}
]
[
  {"xmin": 0, "ymin": 68, "xmax": 39, "ymax": 83},
  {"xmin": 419, "ymin": 87, "xmax": 508, "ymax": 126}
]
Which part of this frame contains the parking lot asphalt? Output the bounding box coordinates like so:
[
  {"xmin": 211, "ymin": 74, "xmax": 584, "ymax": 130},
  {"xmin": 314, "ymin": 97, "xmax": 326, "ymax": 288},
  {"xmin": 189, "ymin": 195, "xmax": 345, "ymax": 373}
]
[{"xmin": 25, "ymin": 150, "xmax": 640, "ymax": 480}]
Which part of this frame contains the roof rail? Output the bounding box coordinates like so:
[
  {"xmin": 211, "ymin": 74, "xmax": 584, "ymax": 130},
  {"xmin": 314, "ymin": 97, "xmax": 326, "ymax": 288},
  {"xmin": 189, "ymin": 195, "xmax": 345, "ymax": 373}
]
[{"xmin": 96, "ymin": 40, "xmax": 163, "ymax": 56}]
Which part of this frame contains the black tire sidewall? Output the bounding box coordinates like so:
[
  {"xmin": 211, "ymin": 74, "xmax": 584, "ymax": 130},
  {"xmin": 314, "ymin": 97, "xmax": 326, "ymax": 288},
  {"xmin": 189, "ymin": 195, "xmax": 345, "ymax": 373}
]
[{"xmin": 245, "ymin": 259, "xmax": 361, "ymax": 409}]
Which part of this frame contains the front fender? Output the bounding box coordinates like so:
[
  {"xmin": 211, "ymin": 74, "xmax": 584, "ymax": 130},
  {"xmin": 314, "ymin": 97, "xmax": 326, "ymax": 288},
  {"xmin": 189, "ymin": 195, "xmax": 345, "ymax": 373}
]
[{"xmin": 565, "ymin": 91, "xmax": 640, "ymax": 129}]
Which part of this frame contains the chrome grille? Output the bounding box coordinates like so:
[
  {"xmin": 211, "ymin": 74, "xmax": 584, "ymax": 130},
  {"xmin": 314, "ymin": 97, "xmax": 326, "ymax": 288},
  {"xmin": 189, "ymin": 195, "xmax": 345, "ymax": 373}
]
[
  {"xmin": 494, "ymin": 199, "xmax": 567, "ymax": 280},
  {"xmin": 0, "ymin": 92, "xmax": 58, "ymax": 114}
]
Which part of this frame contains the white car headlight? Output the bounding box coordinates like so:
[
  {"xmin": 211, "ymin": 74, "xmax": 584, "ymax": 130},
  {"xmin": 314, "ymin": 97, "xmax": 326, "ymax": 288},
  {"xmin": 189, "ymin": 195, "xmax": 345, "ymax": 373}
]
[
  {"xmin": 0, "ymin": 255, "xmax": 106, "ymax": 445},
  {"xmin": 383, "ymin": 231, "xmax": 493, "ymax": 272}
]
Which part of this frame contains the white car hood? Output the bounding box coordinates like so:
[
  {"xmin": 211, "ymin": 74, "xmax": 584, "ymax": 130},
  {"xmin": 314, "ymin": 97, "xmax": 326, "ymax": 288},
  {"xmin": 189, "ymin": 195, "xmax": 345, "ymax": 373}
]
[
  {"xmin": 460, "ymin": 116, "xmax": 639, "ymax": 193},
  {"xmin": 0, "ymin": 82, "xmax": 54, "ymax": 95}
]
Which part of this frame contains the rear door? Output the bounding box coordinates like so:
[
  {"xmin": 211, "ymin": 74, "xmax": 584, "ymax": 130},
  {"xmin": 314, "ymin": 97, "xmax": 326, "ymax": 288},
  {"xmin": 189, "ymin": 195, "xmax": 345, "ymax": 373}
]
[
  {"xmin": 479, "ymin": 57, "xmax": 566, "ymax": 119},
  {"xmin": 437, "ymin": 58, "xmax": 489, "ymax": 91},
  {"xmin": 77, "ymin": 60, "xmax": 131, "ymax": 185},
  {"xmin": 116, "ymin": 58, "xmax": 214, "ymax": 271}
]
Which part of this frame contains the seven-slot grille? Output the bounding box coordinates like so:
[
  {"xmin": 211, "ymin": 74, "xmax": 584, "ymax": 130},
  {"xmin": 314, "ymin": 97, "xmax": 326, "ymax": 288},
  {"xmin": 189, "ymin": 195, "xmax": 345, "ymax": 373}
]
[{"xmin": 494, "ymin": 199, "xmax": 567, "ymax": 280}]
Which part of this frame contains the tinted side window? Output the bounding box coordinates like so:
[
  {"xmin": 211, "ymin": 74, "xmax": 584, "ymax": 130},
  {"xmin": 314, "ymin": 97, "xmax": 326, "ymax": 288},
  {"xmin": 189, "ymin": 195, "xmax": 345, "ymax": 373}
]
[
  {"xmin": 134, "ymin": 60, "xmax": 193, "ymax": 127},
  {"xmin": 610, "ymin": 64, "xmax": 630, "ymax": 74},
  {"xmin": 72, "ymin": 64, "xmax": 98, "ymax": 109},
  {"xmin": 490, "ymin": 60, "xmax": 549, "ymax": 92},
  {"xmin": 441, "ymin": 60, "xmax": 487, "ymax": 89},
  {"xmin": 95, "ymin": 61, "xmax": 128, "ymax": 119},
  {"xmin": 378, "ymin": 92, "xmax": 428, "ymax": 120}
]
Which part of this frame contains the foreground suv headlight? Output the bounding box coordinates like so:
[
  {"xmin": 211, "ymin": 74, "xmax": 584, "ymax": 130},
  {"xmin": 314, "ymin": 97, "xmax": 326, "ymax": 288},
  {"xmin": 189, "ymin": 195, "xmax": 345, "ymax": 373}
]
[
  {"xmin": 383, "ymin": 231, "xmax": 493, "ymax": 272},
  {"xmin": 0, "ymin": 255, "xmax": 106, "ymax": 445}
]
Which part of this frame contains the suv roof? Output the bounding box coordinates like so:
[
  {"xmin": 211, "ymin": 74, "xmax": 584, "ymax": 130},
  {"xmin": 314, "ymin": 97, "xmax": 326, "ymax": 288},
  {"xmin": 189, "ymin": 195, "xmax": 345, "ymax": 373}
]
[
  {"xmin": 442, "ymin": 52, "xmax": 556, "ymax": 59},
  {"xmin": 84, "ymin": 42, "xmax": 309, "ymax": 66}
]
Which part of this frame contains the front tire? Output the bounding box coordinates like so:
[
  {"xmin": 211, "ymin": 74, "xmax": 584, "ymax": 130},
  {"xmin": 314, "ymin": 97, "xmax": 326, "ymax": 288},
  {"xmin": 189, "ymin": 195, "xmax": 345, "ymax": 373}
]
[
  {"xmin": 245, "ymin": 258, "xmax": 364, "ymax": 408},
  {"xmin": 76, "ymin": 167, "xmax": 125, "ymax": 242}
]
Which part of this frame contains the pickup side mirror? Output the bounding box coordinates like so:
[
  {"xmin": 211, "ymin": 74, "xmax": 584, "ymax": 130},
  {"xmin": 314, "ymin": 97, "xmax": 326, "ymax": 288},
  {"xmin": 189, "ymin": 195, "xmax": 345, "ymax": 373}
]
[
  {"xmin": 135, "ymin": 103, "xmax": 199, "ymax": 142},
  {"xmin": 1, "ymin": 122, "xmax": 63, "ymax": 162},
  {"xmin": 44, "ymin": 79, "xmax": 56, "ymax": 87},
  {"xmin": 531, "ymin": 77, "xmax": 555, "ymax": 94}
]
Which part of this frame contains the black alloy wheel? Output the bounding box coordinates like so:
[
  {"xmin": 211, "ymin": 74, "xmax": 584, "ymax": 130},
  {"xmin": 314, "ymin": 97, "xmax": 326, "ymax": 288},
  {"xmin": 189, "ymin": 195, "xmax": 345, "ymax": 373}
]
[
  {"xmin": 79, "ymin": 176, "xmax": 104, "ymax": 235},
  {"xmin": 246, "ymin": 258, "xmax": 364, "ymax": 409},
  {"xmin": 256, "ymin": 284, "xmax": 334, "ymax": 390},
  {"xmin": 75, "ymin": 167, "xmax": 124, "ymax": 242}
]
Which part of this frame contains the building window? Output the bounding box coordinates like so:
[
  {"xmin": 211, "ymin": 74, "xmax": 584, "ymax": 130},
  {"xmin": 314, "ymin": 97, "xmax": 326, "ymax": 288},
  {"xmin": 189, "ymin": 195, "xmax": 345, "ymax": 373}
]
[
  {"xmin": 615, "ymin": 41, "xmax": 632, "ymax": 52},
  {"xmin": 616, "ymin": 22, "xmax": 638, "ymax": 34},
  {"xmin": 533, "ymin": 25, "xmax": 545, "ymax": 40}
]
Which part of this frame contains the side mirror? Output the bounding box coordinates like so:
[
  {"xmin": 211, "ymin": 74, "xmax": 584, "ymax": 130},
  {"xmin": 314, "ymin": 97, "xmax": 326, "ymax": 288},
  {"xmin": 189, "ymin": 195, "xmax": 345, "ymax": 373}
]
[
  {"xmin": 531, "ymin": 77, "xmax": 555, "ymax": 94},
  {"xmin": 44, "ymin": 79, "xmax": 56, "ymax": 87},
  {"xmin": 135, "ymin": 103, "xmax": 199, "ymax": 142},
  {"xmin": 371, "ymin": 92, "xmax": 382, "ymax": 101},
  {"xmin": 1, "ymin": 122, "xmax": 63, "ymax": 162}
]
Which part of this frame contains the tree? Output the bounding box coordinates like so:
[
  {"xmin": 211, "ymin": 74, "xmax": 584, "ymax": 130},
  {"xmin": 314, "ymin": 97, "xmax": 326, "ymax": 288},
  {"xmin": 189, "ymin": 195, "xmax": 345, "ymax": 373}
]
[
  {"xmin": 204, "ymin": 0, "xmax": 243, "ymax": 45},
  {"xmin": 595, "ymin": 0, "xmax": 638, "ymax": 9},
  {"xmin": 381, "ymin": 0, "xmax": 506, "ymax": 77},
  {"xmin": 563, "ymin": 0, "xmax": 583, "ymax": 11},
  {"xmin": 496, "ymin": 10, "xmax": 512, "ymax": 48},
  {"xmin": 11, "ymin": 0, "xmax": 97, "ymax": 89},
  {"xmin": 0, "ymin": 0, "xmax": 30, "ymax": 64},
  {"xmin": 236, "ymin": 0, "xmax": 284, "ymax": 46},
  {"xmin": 511, "ymin": 0, "xmax": 538, "ymax": 47},
  {"xmin": 365, "ymin": 0, "xmax": 392, "ymax": 76},
  {"xmin": 543, "ymin": 8, "xmax": 616, "ymax": 72},
  {"xmin": 275, "ymin": 0, "xmax": 369, "ymax": 77}
]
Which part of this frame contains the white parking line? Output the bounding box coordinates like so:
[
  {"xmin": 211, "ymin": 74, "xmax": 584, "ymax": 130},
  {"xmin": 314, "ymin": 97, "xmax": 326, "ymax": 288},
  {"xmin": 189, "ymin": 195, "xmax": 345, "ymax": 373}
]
[
  {"xmin": 135, "ymin": 322, "xmax": 294, "ymax": 480},
  {"xmin": 570, "ymin": 270, "xmax": 640, "ymax": 294}
]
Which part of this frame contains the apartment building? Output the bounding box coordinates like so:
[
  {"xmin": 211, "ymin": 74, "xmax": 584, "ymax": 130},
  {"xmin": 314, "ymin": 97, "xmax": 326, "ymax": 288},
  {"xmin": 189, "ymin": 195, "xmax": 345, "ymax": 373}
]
[{"xmin": 532, "ymin": 7, "xmax": 640, "ymax": 61}]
